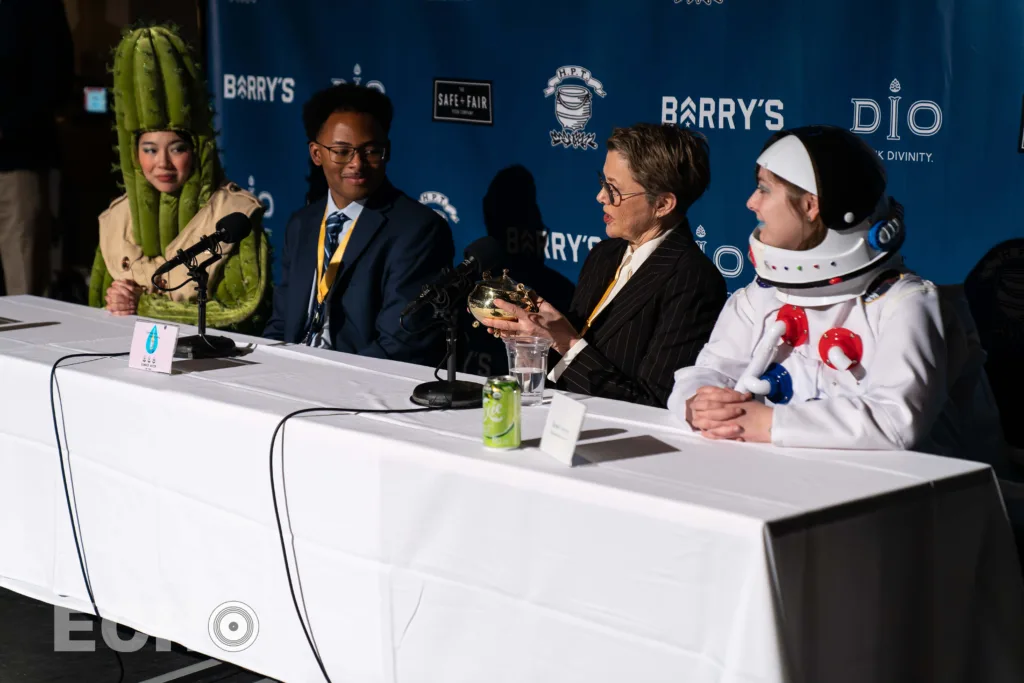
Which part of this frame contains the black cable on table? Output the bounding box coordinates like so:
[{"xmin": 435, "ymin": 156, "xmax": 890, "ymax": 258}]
[
  {"xmin": 49, "ymin": 352, "xmax": 130, "ymax": 683},
  {"xmin": 50, "ymin": 347, "xmax": 480, "ymax": 683},
  {"xmin": 269, "ymin": 403, "xmax": 475, "ymax": 683}
]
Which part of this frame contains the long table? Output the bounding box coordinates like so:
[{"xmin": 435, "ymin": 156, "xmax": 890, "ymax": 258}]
[{"xmin": 0, "ymin": 295, "xmax": 1021, "ymax": 683}]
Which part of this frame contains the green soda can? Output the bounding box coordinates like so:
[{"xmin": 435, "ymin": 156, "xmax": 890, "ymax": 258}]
[{"xmin": 482, "ymin": 375, "xmax": 521, "ymax": 449}]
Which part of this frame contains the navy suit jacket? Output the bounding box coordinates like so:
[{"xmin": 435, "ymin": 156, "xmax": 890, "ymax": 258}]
[{"xmin": 263, "ymin": 181, "xmax": 454, "ymax": 366}]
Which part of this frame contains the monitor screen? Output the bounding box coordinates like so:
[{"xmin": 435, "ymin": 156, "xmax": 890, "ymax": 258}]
[{"xmin": 84, "ymin": 87, "xmax": 108, "ymax": 114}]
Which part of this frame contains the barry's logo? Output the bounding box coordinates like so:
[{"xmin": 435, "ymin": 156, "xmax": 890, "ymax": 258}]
[
  {"xmin": 223, "ymin": 74, "xmax": 295, "ymax": 103},
  {"xmin": 543, "ymin": 66, "xmax": 606, "ymax": 150},
  {"xmin": 662, "ymin": 96, "xmax": 784, "ymax": 131},
  {"xmin": 419, "ymin": 191, "xmax": 460, "ymax": 225}
]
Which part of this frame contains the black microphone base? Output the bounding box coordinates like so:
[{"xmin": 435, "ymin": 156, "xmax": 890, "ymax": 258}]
[
  {"xmin": 410, "ymin": 380, "xmax": 483, "ymax": 409},
  {"xmin": 174, "ymin": 334, "xmax": 240, "ymax": 360}
]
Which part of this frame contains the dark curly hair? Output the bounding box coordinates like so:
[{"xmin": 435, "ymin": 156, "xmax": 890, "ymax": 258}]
[
  {"xmin": 302, "ymin": 84, "xmax": 393, "ymax": 204},
  {"xmin": 302, "ymin": 83, "xmax": 393, "ymax": 142}
]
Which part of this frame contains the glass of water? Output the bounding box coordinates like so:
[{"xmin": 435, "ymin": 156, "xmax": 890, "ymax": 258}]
[{"xmin": 503, "ymin": 336, "xmax": 553, "ymax": 406}]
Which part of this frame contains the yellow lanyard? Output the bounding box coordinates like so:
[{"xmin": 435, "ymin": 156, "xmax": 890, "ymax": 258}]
[
  {"xmin": 316, "ymin": 208, "xmax": 358, "ymax": 303},
  {"xmin": 580, "ymin": 263, "xmax": 624, "ymax": 336}
]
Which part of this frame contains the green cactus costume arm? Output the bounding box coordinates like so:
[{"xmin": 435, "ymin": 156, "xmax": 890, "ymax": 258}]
[
  {"xmin": 136, "ymin": 228, "xmax": 272, "ymax": 332},
  {"xmin": 88, "ymin": 25, "xmax": 270, "ymax": 335}
]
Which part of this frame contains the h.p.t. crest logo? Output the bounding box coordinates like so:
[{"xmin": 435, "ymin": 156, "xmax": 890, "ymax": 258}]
[
  {"xmin": 543, "ymin": 66, "xmax": 606, "ymax": 150},
  {"xmin": 419, "ymin": 191, "xmax": 460, "ymax": 225}
]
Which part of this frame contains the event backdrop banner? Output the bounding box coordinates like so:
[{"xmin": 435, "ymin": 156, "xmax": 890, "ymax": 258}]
[{"xmin": 205, "ymin": 0, "xmax": 1024, "ymax": 305}]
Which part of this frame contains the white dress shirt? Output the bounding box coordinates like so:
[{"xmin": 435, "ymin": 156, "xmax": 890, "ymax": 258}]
[
  {"xmin": 548, "ymin": 230, "xmax": 672, "ymax": 381},
  {"xmin": 306, "ymin": 193, "xmax": 365, "ymax": 349}
]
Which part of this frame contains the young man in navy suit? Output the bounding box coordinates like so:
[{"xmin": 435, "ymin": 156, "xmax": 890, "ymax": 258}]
[{"xmin": 263, "ymin": 84, "xmax": 454, "ymax": 365}]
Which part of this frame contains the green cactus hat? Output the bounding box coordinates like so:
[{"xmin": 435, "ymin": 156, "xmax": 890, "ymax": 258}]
[{"xmin": 111, "ymin": 25, "xmax": 224, "ymax": 258}]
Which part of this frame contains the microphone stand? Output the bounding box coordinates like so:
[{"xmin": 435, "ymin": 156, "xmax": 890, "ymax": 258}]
[
  {"xmin": 153, "ymin": 249, "xmax": 241, "ymax": 360},
  {"xmin": 410, "ymin": 275, "xmax": 483, "ymax": 409}
]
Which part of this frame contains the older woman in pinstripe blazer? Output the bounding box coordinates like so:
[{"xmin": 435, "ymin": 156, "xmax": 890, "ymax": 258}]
[{"xmin": 485, "ymin": 123, "xmax": 726, "ymax": 407}]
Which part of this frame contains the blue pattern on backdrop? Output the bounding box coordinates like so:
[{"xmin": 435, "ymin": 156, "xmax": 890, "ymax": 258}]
[{"xmin": 206, "ymin": 0, "xmax": 1024, "ymax": 296}]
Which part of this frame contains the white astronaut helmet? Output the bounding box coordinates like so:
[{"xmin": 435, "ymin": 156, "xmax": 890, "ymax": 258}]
[{"xmin": 748, "ymin": 125, "xmax": 906, "ymax": 305}]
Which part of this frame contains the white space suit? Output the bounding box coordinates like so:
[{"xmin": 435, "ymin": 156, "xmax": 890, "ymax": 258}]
[
  {"xmin": 668, "ymin": 268, "xmax": 1006, "ymax": 465},
  {"xmin": 668, "ymin": 126, "xmax": 1007, "ymax": 468}
]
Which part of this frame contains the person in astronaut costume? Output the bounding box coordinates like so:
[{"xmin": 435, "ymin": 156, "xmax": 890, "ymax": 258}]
[{"xmin": 668, "ymin": 125, "xmax": 1007, "ymax": 468}]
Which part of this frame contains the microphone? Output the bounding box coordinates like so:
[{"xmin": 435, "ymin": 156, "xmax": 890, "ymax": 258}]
[
  {"xmin": 153, "ymin": 212, "xmax": 252, "ymax": 280},
  {"xmin": 154, "ymin": 212, "xmax": 252, "ymax": 361},
  {"xmin": 401, "ymin": 236, "xmax": 503, "ymax": 319},
  {"xmin": 408, "ymin": 235, "xmax": 503, "ymax": 409}
]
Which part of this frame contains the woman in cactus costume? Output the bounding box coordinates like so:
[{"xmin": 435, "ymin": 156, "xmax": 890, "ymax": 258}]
[{"xmin": 88, "ymin": 25, "xmax": 270, "ymax": 333}]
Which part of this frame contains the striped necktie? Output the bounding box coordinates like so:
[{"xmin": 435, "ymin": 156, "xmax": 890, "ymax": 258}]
[
  {"xmin": 304, "ymin": 210, "xmax": 349, "ymax": 346},
  {"xmin": 324, "ymin": 211, "xmax": 348, "ymax": 262}
]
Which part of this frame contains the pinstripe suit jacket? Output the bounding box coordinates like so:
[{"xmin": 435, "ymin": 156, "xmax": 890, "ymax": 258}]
[{"xmin": 555, "ymin": 222, "xmax": 727, "ymax": 407}]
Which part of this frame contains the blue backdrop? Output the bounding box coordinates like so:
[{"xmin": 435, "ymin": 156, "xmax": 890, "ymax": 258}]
[{"xmin": 206, "ymin": 0, "xmax": 1024, "ymax": 299}]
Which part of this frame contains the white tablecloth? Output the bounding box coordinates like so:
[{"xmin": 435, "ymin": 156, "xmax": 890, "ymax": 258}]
[{"xmin": 0, "ymin": 295, "xmax": 1021, "ymax": 683}]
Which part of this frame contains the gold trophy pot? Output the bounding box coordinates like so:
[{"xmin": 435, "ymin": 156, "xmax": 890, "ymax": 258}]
[{"xmin": 468, "ymin": 270, "xmax": 538, "ymax": 331}]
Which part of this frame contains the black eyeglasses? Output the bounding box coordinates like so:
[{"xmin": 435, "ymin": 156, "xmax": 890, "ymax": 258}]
[
  {"xmin": 312, "ymin": 141, "xmax": 388, "ymax": 165},
  {"xmin": 598, "ymin": 172, "xmax": 647, "ymax": 206}
]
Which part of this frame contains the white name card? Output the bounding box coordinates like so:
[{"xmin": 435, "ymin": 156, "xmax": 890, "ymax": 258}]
[
  {"xmin": 129, "ymin": 321, "xmax": 179, "ymax": 374},
  {"xmin": 539, "ymin": 393, "xmax": 588, "ymax": 466}
]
